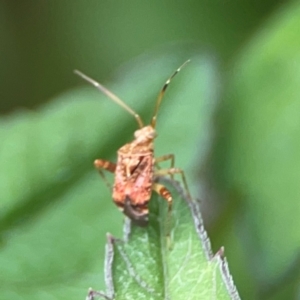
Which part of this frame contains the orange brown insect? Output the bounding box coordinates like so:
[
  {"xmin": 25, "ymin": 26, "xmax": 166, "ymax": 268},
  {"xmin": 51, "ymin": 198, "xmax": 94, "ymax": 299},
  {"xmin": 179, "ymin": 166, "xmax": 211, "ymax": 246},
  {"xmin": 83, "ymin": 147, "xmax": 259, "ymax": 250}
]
[{"xmin": 74, "ymin": 61, "xmax": 191, "ymax": 226}]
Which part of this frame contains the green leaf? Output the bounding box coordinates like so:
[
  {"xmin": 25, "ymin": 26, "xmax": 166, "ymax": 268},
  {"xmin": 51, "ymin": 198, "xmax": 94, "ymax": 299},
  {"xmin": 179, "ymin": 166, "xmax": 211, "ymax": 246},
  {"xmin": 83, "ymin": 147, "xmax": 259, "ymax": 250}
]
[
  {"xmin": 94, "ymin": 179, "xmax": 239, "ymax": 300},
  {"xmin": 0, "ymin": 52, "xmax": 222, "ymax": 299},
  {"xmin": 210, "ymin": 1, "xmax": 300, "ymax": 296}
]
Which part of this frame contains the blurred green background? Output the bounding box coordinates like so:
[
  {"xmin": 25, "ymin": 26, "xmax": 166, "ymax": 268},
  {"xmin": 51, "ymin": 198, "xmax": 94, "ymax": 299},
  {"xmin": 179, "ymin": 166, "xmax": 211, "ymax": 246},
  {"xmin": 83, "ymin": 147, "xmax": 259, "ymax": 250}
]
[{"xmin": 1, "ymin": 0, "xmax": 300, "ymax": 299}]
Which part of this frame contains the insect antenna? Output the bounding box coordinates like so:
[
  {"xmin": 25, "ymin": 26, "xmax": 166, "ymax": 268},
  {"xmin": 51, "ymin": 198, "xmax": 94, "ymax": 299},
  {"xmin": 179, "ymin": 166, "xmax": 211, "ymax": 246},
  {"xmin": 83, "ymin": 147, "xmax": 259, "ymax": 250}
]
[
  {"xmin": 151, "ymin": 60, "xmax": 190, "ymax": 128},
  {"xmin": 74, "ymin": 70, "xmax": 144, "ymax": 128}
]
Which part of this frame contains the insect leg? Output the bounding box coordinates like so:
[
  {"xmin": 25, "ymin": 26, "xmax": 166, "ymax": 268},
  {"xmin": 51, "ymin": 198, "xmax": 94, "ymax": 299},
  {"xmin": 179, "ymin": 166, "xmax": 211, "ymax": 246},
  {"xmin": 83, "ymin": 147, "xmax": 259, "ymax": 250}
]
[
  {"xmin": 94, "ymin": 159, "xmax": 116, "ymax": 191},
  {"xmin": 152, "ymin": 182, "xmax": 173, "ymax": 246},
  {"xmin": 152, "ymin": 182, "xmax": 173, "ymax": 212},
  {"xmin": 155, "ymin": 168, "xmax": 191, "ymax": 199},
  {"xmin": 155, "ymin": 154, "xmax": 174, "ymax": 178}
]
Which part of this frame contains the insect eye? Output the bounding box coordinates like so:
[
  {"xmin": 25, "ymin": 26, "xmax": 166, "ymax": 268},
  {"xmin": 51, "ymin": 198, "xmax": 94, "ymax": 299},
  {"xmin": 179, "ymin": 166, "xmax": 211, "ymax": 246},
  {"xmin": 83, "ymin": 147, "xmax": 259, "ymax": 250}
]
[{"xmin": 149, "ymin": 131, "xmax": 157, "ymax": 138}]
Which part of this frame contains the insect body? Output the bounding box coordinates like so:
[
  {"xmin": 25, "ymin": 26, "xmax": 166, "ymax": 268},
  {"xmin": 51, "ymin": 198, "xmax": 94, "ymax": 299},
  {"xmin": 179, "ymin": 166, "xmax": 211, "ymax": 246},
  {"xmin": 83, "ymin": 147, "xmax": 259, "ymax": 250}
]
[{"xmin": 75, "ymin": 61, "xmax": 191, "ymax": 226}]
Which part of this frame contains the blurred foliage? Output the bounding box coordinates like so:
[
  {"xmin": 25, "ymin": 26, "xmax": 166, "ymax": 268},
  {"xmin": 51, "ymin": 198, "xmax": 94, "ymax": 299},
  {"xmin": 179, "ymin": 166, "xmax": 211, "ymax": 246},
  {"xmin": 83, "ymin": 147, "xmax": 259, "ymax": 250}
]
[
  {"xmin": 1, "ymin": 0, "xmax": 299, "ymax": 299},
  {"xmin": 0, "ymin": 53, "xmax": 216, "ymax": 299},
  {"xmin": 208, "ymin": 2, "xmax": 300, "ymax": 299},
  {"xmin": 1, "ymin": 0, "xmax": 283, "ymax": 113}
]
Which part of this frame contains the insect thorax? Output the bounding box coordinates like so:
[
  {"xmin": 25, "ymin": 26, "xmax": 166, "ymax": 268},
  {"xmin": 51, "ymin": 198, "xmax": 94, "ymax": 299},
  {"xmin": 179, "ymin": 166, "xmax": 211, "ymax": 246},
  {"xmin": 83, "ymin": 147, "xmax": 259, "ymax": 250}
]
[{"xmin": 113, "ymin": 146, "xmax": 154, "ymax": 209}]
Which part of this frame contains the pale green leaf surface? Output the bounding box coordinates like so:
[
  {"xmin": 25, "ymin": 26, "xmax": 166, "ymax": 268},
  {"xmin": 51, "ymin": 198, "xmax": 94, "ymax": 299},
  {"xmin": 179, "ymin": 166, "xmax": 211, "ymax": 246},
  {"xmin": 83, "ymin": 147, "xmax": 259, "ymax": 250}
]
[{"xmin": 103, "ymin": 180, "xmax": 239, "ymax": 300}]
